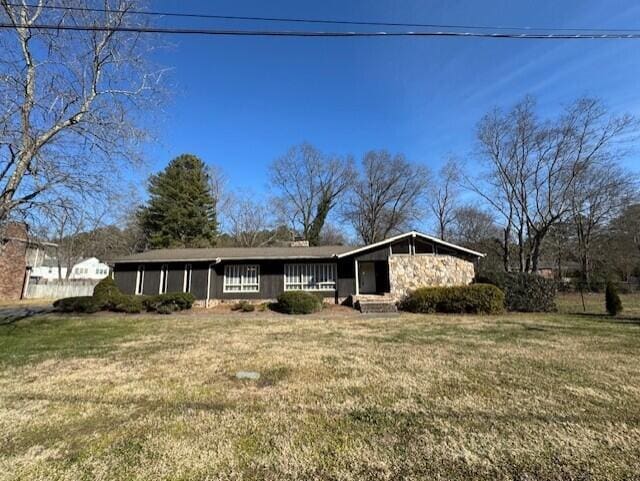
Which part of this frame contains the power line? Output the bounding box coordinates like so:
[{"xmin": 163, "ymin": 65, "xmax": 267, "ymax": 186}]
[
  {"xmin": 5, "ymin": 2, "xmax": 640, "ymax": 34},
  {"xmin": 1, "ymin": 23, "xmax": 640, "ymax": 39}
]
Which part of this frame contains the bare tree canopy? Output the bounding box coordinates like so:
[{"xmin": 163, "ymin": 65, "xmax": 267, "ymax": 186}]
[
  {"xmin": 466, "ymin": 96, "xmax": 635, "ymax": 272},
  {"xmin": 343, "ymin": 150, "xmax": 430, "ymax": 244},
  {"xmin": 269, "ymin": 142, "xmax": 354, "ymax": 246},
  {"xmin": 568, "ymin": 163, "xmax": 637, "ymax": 285},
  {"xmin": 428, "ymin": 158, "xmax": 460, "ymax": 240},
  {"xmin": 225, "ymin": 194, "xmax": 280, "ymax": 247},
  {"xmin": 450, "ymin": 205, "xmax": 500, "ymax": 246},
  {"xmin": 0, "ymin": 0, "xmax": 164, "ymax": 225}
]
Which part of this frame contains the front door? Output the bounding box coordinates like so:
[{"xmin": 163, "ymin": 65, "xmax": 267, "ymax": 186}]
[{"xmin": 358, "ymin": 262, "xmax": 377, "ymax": 294}]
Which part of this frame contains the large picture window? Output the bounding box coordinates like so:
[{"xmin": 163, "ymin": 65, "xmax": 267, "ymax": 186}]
[
  {"xmin": 223, "ymin": 264, "xmax": 260, "ymax": 292},
  {"xmin": 285, "ymin": 263, "xmax": 336, "ymax": 291}
]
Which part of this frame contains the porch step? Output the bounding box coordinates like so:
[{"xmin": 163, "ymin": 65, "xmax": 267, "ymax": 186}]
[{"xmin": 355, "ymin": 300, "xmax": 398, "ymax": 314}]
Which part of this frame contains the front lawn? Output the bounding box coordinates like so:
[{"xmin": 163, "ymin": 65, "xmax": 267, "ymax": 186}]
[{"xmin": 1, "ymin": 294, "xmax": 639, "ymax": 480}]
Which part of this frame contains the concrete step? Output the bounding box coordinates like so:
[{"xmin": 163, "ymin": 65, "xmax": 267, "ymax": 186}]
[{"xmin": 356, "ymin": 301, "xmax": 398, "ymax": 314}]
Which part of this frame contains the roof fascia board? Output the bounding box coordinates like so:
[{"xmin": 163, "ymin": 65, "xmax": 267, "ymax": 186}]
[
  {"xmin": 336, "ymin": 231, "xmax": 485, "ymax": 258},
  {"xmin": 112, "ymin": 254, "xmax": 340, "ymax": 264}
]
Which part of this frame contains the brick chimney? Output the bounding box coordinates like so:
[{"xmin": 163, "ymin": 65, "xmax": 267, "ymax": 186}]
[{"xmin": 289, "ymin": 239, "xmax": 309, "ymax": 247}]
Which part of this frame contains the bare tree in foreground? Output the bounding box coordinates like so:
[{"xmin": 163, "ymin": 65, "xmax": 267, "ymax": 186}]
[
  {"xmin": 0, "ymin": 1, "xmax": 164, "ymax": 226},
  {"xmin": 429, "ymin": 158, "xmax": 461, "ymax": 241},
  {"xmin": 343, "ymin": 151, "xmax": 430, "ymax": 244},
  {"xmin": 467, "ymin": 96, "xmax": 634, "ymax": 272},
  {"xmin": 270, "ymin": 143, "xmax": 354, "ymax": 246}
]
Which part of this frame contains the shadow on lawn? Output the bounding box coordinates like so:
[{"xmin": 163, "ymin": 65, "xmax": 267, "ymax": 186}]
[
  {"xmin": 569, "ymin": 312, "xmax": 640, "ymax": 326},
  {"xmin": 0, "ymin": 306, "xmax": 54, "ymax": 326},
  {"xmin": 5, "ymin": 391, "xmax": 233, "ymax": 413}
]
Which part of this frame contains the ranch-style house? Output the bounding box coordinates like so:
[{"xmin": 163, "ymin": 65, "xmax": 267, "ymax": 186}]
[{"xmin": 112, "ymin": 231, "xmax": 484, "ymax": 307}]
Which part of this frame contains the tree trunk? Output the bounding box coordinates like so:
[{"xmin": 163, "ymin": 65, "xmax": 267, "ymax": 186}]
[{"xmin": 502, "ymin": 226, "xmax": 511, "ymax": 272}]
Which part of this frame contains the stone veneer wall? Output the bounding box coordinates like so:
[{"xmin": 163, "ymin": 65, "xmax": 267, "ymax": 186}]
[{"xmin": 388, "ymin": 254, "xmax": 475, "ymax": 299}]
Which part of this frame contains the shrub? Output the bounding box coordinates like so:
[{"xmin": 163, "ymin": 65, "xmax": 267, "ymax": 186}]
[
  {"xmin": 232, "ymin": 301, "xmax": 255, "ymax": 312},
  {"xmin": 92, "ymin": 276, "xmax": 120, "ymax": 308},
  {"xmin": 110, "ymin": 294, "xmax": 144, "ymax": 314},
  {"xmin": 143, "ymin": 292, "xmax": 195, "ymax": 314},
  {"xmin": 399, "ymin": 284, "xmax": 505, "ymax": 314},
  {"xmin": 605, "ymin": 281, "xmax": 623, "ymax": 316},
  {"xmin": 275, "ymin": 291, "xmax": 323, "ymax": 314},
  {"xmin": 53, "ymin": 296, "xmax": 102, "ymax": 314},
  {"xmin": 476, "ymin": 272, "xmax": 556, "ymax": 312}
]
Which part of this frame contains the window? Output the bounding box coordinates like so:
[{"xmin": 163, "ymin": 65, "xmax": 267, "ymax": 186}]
[
  {"xmin": 223, "ymin": 264, "xmax": 259, "ymax": 292},
  {"xmin": 284, "ymin": 263, "xmax": 336, "ymax": 291},
  {"xmin": 183, "ymin": 264, "xmax": 192, "ymax": 293},
  {"xmin": 159, "ymin": 264, "xmax": 168, "ymax": 294},
  {"xmin": 135, "ymin": 265, "xmax": 145, "ymax": 295}
]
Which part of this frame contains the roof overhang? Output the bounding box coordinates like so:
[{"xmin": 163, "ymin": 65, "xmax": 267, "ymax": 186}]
[{"xmin": 336, "ymin": 231, "xmax": 485, "ymax": 258}]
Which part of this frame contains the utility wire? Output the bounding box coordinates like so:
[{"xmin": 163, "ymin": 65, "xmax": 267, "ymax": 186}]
[
  {"xmin": 1, "ymin": 23, "xmax": 640, "ymax": 39},
  {"xmin": 5, "ymin": 2, "xmax": 640, "ymax": 34}
]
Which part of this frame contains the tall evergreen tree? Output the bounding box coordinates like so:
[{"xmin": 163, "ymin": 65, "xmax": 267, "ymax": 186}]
[{"xmin": 138, "ymin": 154, "xmax": 218, "ymax": 248}]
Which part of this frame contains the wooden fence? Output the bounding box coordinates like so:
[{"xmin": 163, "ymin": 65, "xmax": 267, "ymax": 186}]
[{"xmin": 24, "ymin": 281, "xmax": 98, "ymax": 300}]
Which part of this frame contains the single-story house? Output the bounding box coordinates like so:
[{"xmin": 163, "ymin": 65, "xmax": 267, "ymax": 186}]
[{"xmin": 112, "ymin": 231, "xmax": 484, "ymax": 307}]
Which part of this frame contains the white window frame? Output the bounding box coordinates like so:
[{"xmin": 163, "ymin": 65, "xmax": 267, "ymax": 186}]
[
  {"xmin": 183, "ymin": 264, "xmax": 192, "ymax": 293},
  {"xmin": 223, "ymin": 264, "xmax": 260, "ymax": 293},
  {"xmin": 284, "ymin": 263, "xmax": 336, "ymax": 291},
  {"xmin": 135, "ymin": 265, "xmax": 145, "ymax": 295},
  {"xmin": 159, "ymin": 264, "xmax": 168, "ymax": 294}
]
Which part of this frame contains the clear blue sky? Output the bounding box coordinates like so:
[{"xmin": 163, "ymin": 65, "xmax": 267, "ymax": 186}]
[{"xmin": 141, "ymin": 0, "xmax": 640, "ymax": 197}]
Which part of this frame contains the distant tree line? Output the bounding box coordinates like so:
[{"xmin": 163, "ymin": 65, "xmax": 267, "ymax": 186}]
[{"xmin": 32, "ymin": 95, "xmax": 640, "ymax": 287}]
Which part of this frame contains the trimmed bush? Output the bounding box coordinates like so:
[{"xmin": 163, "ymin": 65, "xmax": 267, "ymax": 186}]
[
  {"xmin": 55, "ymin": 277, "xmax": 194, "ymax": 315},
  {"xmin": 275, "ymin": 291, "xmax": 323, "ymax": 315},
  {"xmin": 605, "ymin": 281, "xmax": 623, "ymax": 316},
  {"xmin": 111, "ymin": 294, "xmax": 144, "ymax": 314},
  {"xmin": 53, "ymin": 296, "xmax": 102, "ymax": 314},
  {"xmin": 399, "ymin": 284, "xmax": 505, "ymax": 315},
  {"xmin": 476, "ymin": 272, "xmax": 556, "ymax": 312},
  {"xmin": 92, "ymin": 276, "xmax": 119, "ymax": 307},
  {"xmin": 232, "ymin": 301, "xmax": 255, "ymax": 312},
  {"xmin": 143, "ymin": 292, "xmax": 195, "ymax": 314}
]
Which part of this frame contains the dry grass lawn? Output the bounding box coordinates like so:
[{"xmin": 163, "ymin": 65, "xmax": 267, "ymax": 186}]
[{"xmin": 1, "ymin": 293, "xmax": 640, "ymax": 480}]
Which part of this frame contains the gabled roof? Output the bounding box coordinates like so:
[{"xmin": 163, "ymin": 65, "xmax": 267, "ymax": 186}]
[
  {"xmin": 335, "ymin": 231, "xmax": 485, "ymax": 258},
  {"xmin": 111, "ymin": 231, "xmax": 484, "ymax": 264}
]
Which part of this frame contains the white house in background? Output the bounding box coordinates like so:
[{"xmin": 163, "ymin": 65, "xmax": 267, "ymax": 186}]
[
  {"xmin": 30, "ymin": 258, "xmax": 67, "ymax": 281},
  {"xmin": 68, "ymin": 257, "xmax": 110, "ymax": 280},
  {"xmin": 30, "ymin": 257, "xmax": 109, "ymax": 281}
]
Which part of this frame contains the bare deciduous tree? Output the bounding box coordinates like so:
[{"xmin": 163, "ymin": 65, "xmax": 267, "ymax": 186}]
[
  {"xmin": 429, "ymin": 158, "xmax": 460, "ymax": 240},
  {"xmin": 343, "ymin": 150, "xmax": 430, "ymax": 244},
  {"xmin": 269, "ymin": 143, "xmax": 354, "ymax": 246},
  {"xmin": 0, "ymin": 1, "xmax": 165, "ymax": 226},
  {"xmin": 450, "ymin": 205, "xmax": 499, "ymax": 245},
  {"xmin": 225, "ymin": 194, "xmax": 280, "ymax": 247},
  {"xmin": 466, "ymin": 96, "xmax": 634, "ymax": 272},
  {"xmin": 569, "ymin": 163, "xmax": 637, "ymax": 286}
]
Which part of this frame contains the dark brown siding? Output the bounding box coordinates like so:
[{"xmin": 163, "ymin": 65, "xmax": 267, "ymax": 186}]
[
  {"xmin": 414, "ymin": 238, "xmax": 435, "ymax": 254},
  {"xmin": 114, "ymin": 264, "xmax": 138, "ymax": 295},
  {"xmin": 191, "ymin": 263, "xmax": 209, "ymax": 300},
  {"xmin": 166, "ymin": 263, "xmax": 185, "ymax": 293},
  {"xmin": 354, "ymin": 244, "xmax": 390, "ymax": 262},
  {"xmin": 210, "ymin": 260, "xmax": 338, "ymax": 300},
  {"xmin": 390, "ymin": 238, "xmax": 411, "ymax": 254},
  {"xmin": 115, "ymin": 257, "xmax": 360, "ymax": 302},
  {"xmin": 336, "ymin": 258, "xmax": 355, "ymax": 298},
  {"xmin": 141, "ymin": 263, "xmax": 160, "ymax": 296}
]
